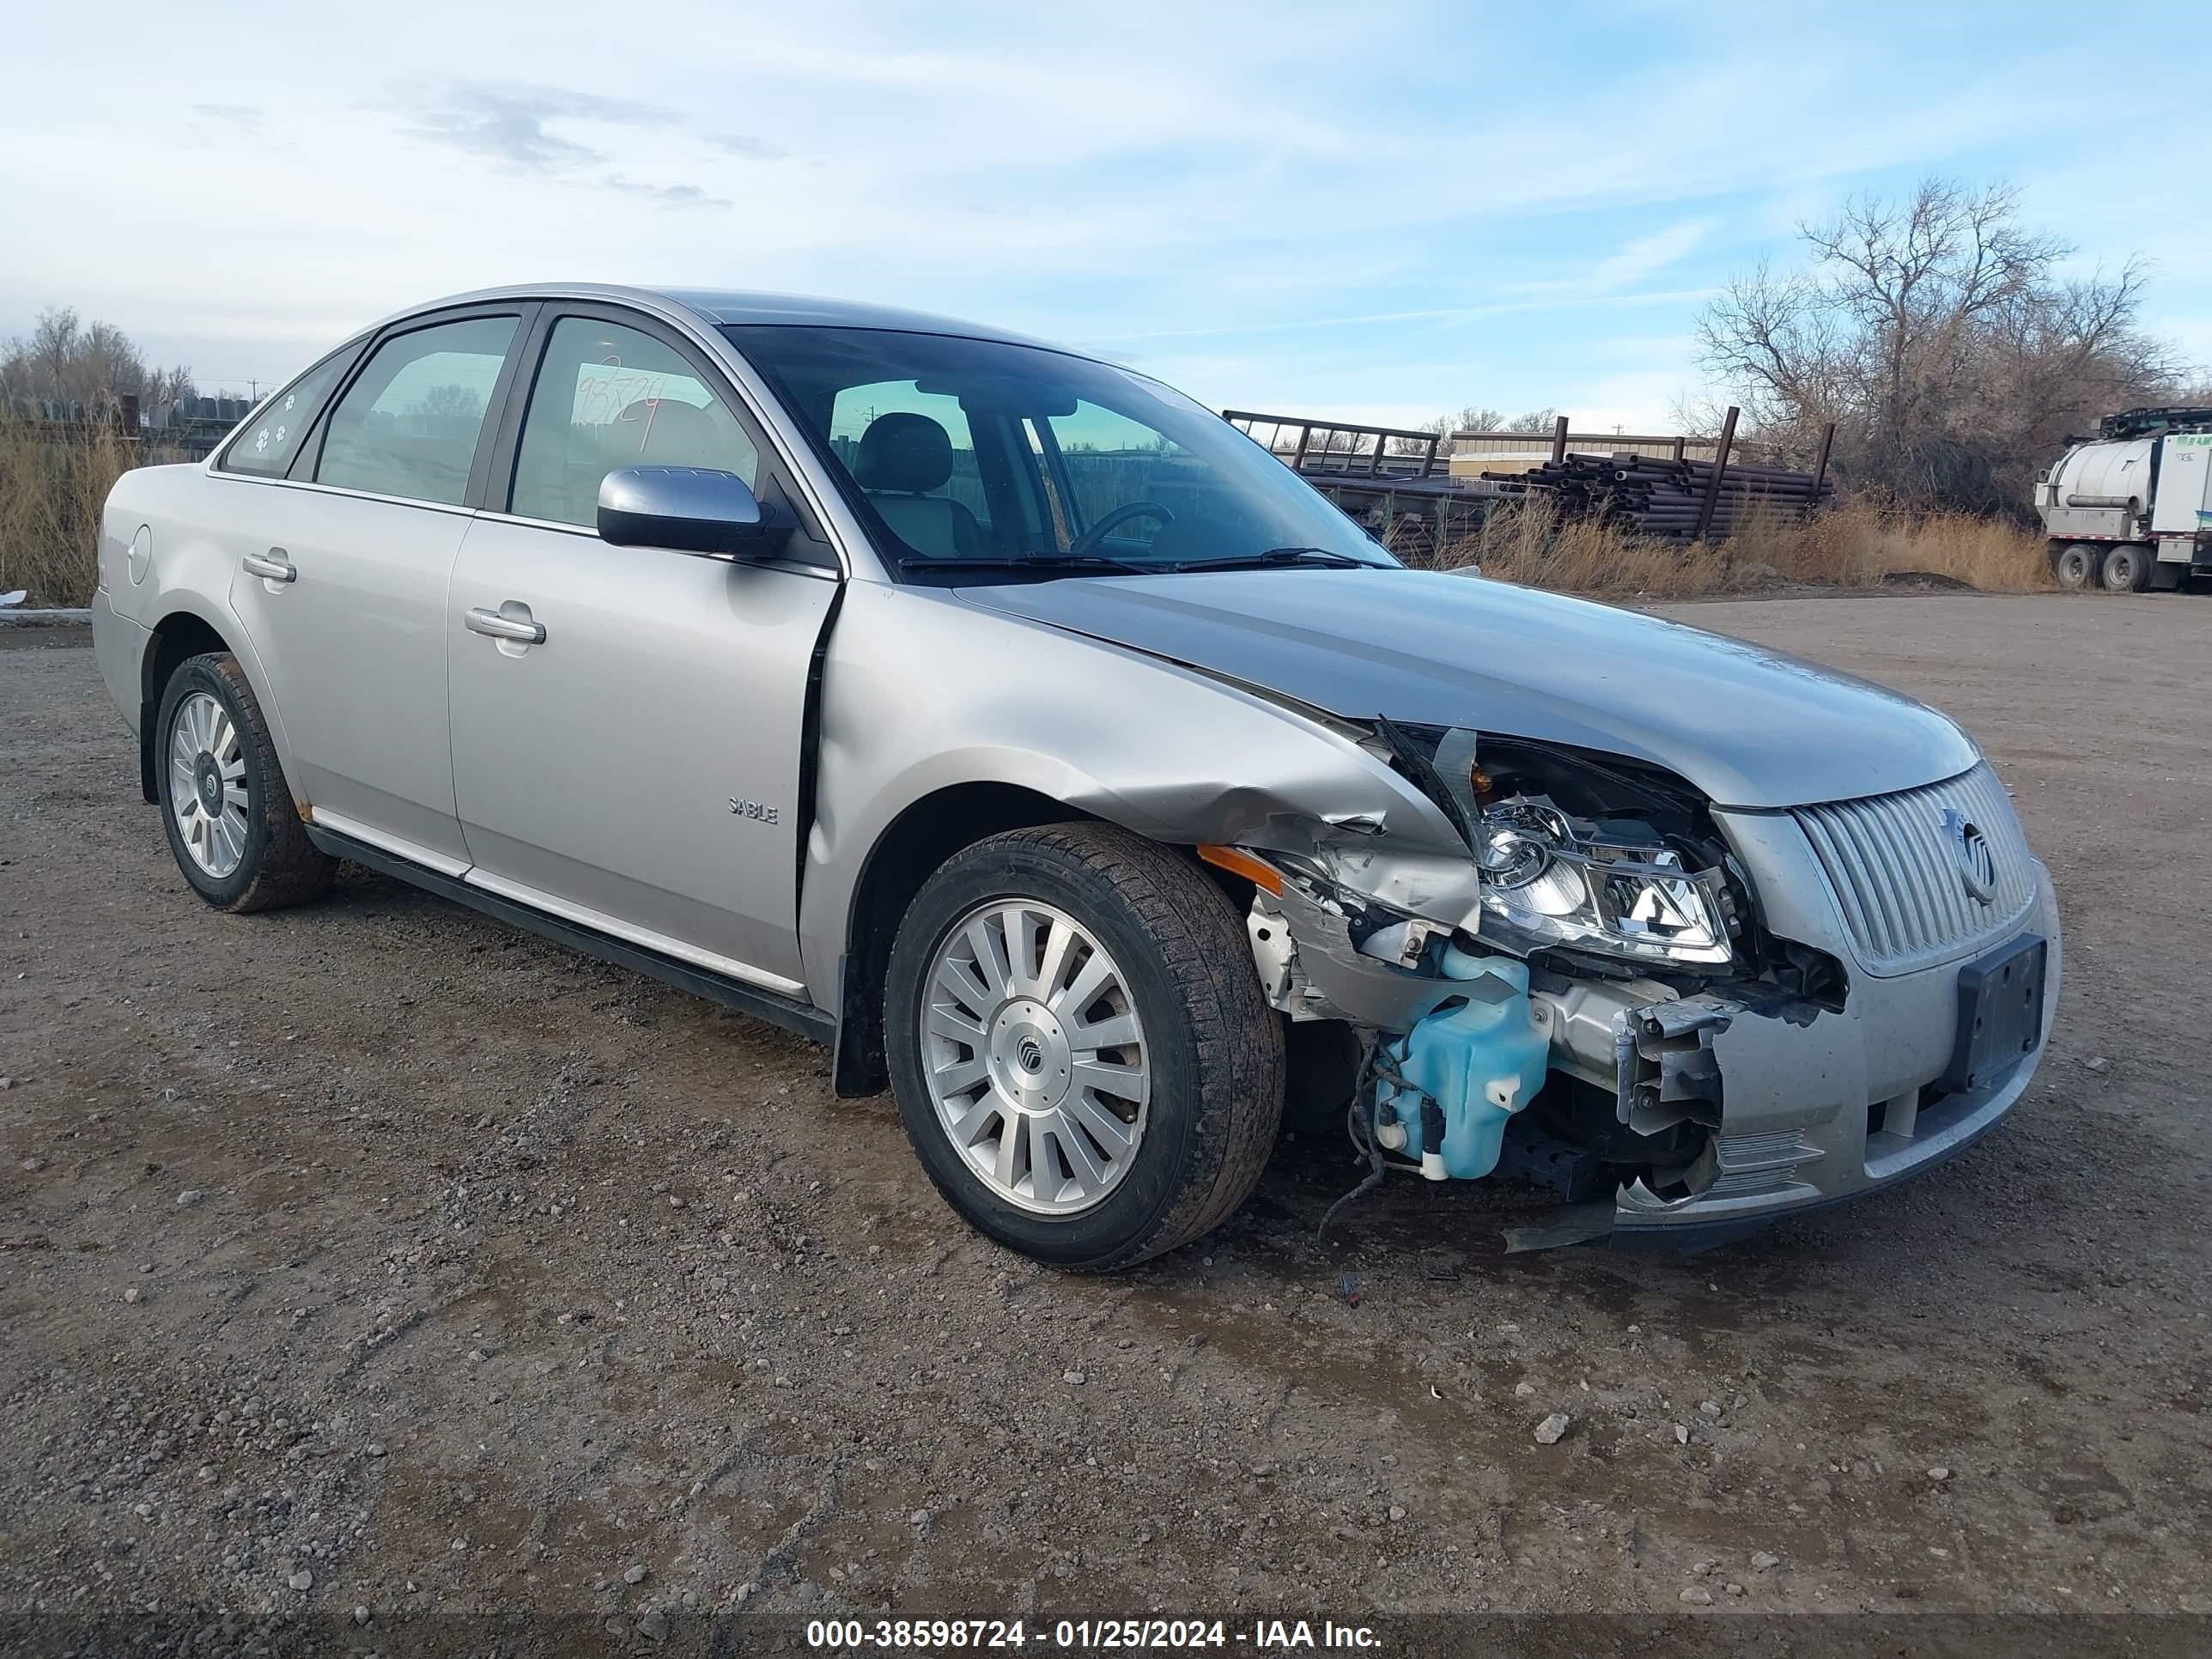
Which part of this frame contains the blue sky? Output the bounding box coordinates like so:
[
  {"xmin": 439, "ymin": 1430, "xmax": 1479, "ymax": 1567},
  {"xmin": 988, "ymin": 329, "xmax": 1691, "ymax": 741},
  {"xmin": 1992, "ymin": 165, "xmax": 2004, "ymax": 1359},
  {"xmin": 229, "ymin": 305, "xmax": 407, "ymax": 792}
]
[{"xmin": 7, "ymin": 1, "xmax": 2205, "ymax": 431}]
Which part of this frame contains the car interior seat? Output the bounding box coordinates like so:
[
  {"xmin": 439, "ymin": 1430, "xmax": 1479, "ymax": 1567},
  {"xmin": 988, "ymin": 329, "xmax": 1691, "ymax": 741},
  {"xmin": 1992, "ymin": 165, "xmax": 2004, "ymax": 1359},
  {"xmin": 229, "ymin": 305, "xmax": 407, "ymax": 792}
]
[
  {"xmin": 543, "ymin": 398, "xmax": 753, "ymax": 525},
  {"xmin": 611, "ymin": 398, "xmax": 731, "ymax": 471},
  {"xmin": 853, "ymin": 412, "xmax": 983, "ymax": 560}
]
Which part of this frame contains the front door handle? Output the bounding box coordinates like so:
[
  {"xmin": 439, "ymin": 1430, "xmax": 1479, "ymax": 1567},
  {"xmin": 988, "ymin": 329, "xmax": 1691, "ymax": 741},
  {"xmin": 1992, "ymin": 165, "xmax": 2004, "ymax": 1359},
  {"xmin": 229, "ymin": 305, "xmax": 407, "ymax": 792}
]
[
  {"xmin": 465, "ymin": 605, "xmax": 547, "ymax": 645},
  {"xmin": 242, "ymin": 549, "xmax": 295, "ymax": 583}
]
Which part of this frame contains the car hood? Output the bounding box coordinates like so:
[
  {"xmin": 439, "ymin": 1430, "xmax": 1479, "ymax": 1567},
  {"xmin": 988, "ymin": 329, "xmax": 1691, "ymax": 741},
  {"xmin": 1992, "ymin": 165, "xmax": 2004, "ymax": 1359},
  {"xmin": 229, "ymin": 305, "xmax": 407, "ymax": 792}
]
[{"xmin": 954, "ymin": 568, "xmax": 1978, "ymax": 810}]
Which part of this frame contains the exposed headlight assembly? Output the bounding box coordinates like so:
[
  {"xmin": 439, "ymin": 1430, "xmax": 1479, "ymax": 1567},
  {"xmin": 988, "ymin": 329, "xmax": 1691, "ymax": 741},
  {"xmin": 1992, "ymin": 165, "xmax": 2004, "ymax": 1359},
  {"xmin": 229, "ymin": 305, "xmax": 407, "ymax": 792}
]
[
  {"xmin": 1474, "ymin": 793, "xmax": 1735, "ymax": 967},
  {"xmin": 1211, "ymin": 726, "xmax": 1741, "ymax": 982}
]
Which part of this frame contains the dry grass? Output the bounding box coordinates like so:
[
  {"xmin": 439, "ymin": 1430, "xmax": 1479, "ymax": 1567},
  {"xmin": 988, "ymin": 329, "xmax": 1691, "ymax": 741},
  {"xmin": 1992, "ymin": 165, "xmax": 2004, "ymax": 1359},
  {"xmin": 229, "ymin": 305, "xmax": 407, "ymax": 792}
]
[
  {"xmin": 1437, "ymin": 495, "xmax": 2054, "ymax": 599},
  {"xmin": 0, "ymin": 414, "xmax": 187, "ymax": 607}
]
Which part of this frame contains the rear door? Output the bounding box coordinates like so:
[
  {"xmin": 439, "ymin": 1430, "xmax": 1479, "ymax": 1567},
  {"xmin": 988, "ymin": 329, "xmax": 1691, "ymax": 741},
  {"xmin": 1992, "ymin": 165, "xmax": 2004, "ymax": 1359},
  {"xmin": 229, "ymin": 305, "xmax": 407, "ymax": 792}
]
[
  {"xmin": 445, "ymin": 306, "xmax": 839, "ymax": 988},
  {"xmin": 225, "ymin": 307, "xmax": 531, "ymax": 866}
]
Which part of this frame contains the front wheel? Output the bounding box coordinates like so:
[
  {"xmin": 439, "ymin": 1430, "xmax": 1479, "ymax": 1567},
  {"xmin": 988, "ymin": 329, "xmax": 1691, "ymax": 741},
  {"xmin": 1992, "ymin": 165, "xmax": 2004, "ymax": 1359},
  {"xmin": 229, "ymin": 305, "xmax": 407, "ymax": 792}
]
[
  {"xmin": 884, "ymin": 823, "xmax": 1285, "ymax": 1270},
  {"xmin": 155, "ymin": 653, "xmax": 334, "ymax": 912}
]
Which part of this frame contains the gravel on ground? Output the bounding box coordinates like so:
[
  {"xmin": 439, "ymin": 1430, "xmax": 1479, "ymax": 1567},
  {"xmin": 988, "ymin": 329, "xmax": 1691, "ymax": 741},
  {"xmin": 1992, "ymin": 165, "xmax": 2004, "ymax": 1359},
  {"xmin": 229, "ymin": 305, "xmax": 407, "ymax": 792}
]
[{"xmin": 2, "ymin": 595, "xmax": 2207, "ymax": 1650}]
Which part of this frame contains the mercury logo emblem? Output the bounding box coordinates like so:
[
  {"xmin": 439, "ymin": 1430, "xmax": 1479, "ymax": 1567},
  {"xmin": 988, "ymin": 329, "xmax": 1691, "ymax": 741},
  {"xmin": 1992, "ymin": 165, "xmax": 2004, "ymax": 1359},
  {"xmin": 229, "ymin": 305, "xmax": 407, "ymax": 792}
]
[
  {"xmin": 1941, "ymin": 807, "xmax": 1998, "ymax": 904},
  {"xmin": 1017, "ymin": 1036, "xmax": 1045, "ymax": 1073}
]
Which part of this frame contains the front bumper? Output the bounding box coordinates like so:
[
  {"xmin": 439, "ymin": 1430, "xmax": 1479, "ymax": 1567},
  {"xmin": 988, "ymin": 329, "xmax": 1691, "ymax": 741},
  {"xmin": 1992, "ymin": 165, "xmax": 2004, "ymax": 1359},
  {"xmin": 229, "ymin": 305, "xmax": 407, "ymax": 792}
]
[
  {"xmin": 1249, "ymin": 781, "xmax": 2062, "ymax": 1249},
  {"xmin": 1600, "ymin": 808, "xmax": 2062, "ymax": 1246}
]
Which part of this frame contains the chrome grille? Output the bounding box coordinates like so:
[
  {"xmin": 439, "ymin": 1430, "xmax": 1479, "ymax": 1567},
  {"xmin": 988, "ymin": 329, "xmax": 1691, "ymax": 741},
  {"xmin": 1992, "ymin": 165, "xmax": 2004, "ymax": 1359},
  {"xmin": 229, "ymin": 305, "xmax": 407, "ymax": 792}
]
[{"xmin": 1792, "ymin": 765, "xmax": 2037, "ymax": 975}]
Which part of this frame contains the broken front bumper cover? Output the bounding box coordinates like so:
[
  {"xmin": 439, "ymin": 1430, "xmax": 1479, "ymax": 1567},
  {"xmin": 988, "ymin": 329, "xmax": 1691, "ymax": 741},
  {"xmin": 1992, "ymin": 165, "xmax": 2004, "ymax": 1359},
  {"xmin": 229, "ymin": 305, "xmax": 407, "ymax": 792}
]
[
  {"xmin": 1601, "ymin": 941, "xmax": 2057, "ymax": 1249},
  {"xmin": 1584, "ymin": 817, "xmax": 2066, "ymax": 1249},
  {"xmin": 1243, "ymin": 810, "xmax": 2064, "ymax": 1249}
]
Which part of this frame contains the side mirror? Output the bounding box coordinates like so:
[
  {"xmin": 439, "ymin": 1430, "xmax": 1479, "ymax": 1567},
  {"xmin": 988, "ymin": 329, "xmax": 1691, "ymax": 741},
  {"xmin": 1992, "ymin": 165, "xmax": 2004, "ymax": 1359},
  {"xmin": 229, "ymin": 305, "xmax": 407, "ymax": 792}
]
[{"xmin": 598, "ymin": 465, "xmax": 792, "ymax": 559}]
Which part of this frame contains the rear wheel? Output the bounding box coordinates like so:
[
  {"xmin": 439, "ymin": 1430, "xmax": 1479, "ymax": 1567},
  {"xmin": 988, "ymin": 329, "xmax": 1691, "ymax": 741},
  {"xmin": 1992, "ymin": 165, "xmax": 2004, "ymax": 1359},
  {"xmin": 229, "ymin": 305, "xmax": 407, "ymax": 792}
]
[
  {"xmin": 884, "ymin": 823, "xmax": 1285, "ymax": 1270},
  {"xmin": 155, "ymin": 653, "xmax": 334, "ymax": 912},
  {"xmin": 2050, "ymin": 542, "xmax": 2098, "ymax": 590},
  {"xmin": 2100, "ymin": 544, "xmax": 2151, "ymax": 593}
]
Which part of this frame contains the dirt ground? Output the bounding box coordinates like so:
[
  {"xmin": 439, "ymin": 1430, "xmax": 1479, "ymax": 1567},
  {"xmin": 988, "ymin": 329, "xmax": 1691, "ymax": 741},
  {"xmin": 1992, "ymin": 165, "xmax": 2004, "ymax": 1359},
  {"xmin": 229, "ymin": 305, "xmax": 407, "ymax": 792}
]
[{"xmin": 3, "ymin": 593, "xmax": 2208, "ymax": 1654}]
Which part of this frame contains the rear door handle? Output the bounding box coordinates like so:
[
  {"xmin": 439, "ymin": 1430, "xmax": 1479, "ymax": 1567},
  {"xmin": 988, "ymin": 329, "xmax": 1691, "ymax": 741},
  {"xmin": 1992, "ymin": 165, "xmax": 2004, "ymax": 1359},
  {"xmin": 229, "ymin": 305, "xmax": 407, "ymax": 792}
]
[
  {"xmin": 465, "ymin": 605, "xmax": 547, "ymax": 644},
  {"xmin": 242, "ymin": 549, "xmax": 295, "ymax": 583}
]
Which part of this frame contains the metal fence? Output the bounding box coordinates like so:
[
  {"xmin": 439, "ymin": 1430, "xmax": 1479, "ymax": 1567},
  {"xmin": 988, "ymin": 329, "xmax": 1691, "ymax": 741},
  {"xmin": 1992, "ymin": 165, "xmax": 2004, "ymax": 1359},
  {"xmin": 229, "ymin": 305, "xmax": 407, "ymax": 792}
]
[
  {"xmin": 2, "ymin": 394, "xmax": 236, "ymax": 461},
  {"xmin": 1452, "ymin": 427, "xmax": 1787, "ymax": 476},
  {"xmin": 1222, "ymin": 410, "xmax": 1448, "ymax": 479}
]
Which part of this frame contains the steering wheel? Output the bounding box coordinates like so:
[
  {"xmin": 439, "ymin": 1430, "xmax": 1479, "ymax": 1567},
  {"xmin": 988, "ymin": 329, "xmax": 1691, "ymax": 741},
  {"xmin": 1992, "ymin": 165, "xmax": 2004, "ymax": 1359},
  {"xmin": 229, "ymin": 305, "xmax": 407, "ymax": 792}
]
[{"xmin": 1071, "ymin": 500, "xmax": 1175, "ymax": 554}]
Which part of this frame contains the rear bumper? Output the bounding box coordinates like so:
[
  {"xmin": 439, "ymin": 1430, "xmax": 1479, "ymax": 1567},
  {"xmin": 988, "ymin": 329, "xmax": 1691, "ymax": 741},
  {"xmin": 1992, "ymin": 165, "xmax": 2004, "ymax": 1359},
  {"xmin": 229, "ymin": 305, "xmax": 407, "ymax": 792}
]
[
  {"xmin": 1606, "ymin": 811, "xmax": 2062, "ymax": 1248},
  {"xmin": 89, "ymin": 588, "xmax": 148, "ymax": 738}
]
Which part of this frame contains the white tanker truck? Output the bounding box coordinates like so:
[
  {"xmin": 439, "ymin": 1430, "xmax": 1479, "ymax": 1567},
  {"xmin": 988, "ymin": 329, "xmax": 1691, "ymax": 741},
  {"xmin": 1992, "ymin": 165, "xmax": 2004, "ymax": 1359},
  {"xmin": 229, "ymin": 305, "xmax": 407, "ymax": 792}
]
[{"xmin": 2038, "ymin": 405, "xmax": 2212, "ymax": 592}]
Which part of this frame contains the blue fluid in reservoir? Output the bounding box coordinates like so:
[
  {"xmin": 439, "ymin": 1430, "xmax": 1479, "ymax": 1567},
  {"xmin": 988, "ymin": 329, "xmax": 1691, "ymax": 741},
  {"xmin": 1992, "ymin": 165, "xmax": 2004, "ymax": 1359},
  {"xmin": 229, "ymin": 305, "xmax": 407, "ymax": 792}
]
[{"xmin": 1376, "ymin": 946, "xmax": 1550, "ymax": 1179}]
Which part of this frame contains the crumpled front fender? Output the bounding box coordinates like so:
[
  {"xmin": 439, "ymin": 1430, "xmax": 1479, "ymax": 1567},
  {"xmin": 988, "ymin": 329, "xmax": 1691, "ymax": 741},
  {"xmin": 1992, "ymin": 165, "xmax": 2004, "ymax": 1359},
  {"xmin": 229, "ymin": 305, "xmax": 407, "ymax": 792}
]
[{"xmin": 799, "ymin": 581, "xmax": 1470, "ymax": 1011}]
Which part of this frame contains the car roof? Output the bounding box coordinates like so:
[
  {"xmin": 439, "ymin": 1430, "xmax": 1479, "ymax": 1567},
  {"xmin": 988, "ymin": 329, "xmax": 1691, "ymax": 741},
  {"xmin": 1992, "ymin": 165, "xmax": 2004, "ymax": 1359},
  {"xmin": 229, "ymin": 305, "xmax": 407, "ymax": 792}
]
[{"xmin": 371, "ymin": 283, "xmax": 1062, "ymax": 351}]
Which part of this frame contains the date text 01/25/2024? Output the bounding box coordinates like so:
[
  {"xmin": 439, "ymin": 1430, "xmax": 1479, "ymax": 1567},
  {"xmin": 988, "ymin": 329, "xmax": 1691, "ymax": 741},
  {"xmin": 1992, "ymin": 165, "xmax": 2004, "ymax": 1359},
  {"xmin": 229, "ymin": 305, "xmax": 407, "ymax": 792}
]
[{"xmin": 804, "ymin": 1619, "xmax": 1382, "ymax": 1650}]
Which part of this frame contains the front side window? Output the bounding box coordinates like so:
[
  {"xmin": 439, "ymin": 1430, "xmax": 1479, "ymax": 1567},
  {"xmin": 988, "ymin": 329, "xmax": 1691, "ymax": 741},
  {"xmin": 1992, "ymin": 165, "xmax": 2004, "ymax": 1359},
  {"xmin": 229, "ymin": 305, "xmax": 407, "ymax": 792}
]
[
  {"xmin": 316, "ymin": 315, "xmax": 518, "ymax": 506},
  {"xmin": 510, "ymin": 317, "xmax": 760, "ymax": 527},
  {"xmin": 220, "ymin": 345, "xmax": 356, "ymax": 478},
  {"xmin": 727, "ymin": 324, "xmax": 1395, "ymax": 580}
]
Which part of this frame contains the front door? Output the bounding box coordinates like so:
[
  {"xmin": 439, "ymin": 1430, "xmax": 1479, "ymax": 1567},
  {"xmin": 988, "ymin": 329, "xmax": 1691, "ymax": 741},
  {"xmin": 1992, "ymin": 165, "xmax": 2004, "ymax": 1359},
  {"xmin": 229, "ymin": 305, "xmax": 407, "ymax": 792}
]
[
  {"xmin": 446, "ymin": 310, "xmax": 837, "ymax": 988},
  {"xmin": 225, "ymin": 310, "xmax": 525, "ymax": 866}
]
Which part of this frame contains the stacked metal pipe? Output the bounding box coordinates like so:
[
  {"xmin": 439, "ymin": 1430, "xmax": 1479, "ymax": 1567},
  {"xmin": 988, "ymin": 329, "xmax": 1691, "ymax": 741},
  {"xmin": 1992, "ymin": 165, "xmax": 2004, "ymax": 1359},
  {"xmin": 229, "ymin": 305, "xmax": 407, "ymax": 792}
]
[{"xmin": 1480, "ymin": 452, "xmax": 1834, "ymax": 542}]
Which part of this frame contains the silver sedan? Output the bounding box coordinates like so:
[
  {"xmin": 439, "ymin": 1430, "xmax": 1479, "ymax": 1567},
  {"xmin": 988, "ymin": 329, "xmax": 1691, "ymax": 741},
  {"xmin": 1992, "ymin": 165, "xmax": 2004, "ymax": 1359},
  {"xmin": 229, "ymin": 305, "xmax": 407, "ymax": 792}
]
[{"xmin": 90, "ymin": 285, "xmax": 2059, "ymax": 1267}]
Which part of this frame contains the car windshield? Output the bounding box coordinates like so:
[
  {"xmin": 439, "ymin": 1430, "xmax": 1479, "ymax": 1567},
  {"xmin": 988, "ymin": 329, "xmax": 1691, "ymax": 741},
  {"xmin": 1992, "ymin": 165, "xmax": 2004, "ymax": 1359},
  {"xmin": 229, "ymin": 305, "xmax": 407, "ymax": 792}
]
[{"xmin": 725, "ymin": 325, "xmax": 1399, "ymax": 581}]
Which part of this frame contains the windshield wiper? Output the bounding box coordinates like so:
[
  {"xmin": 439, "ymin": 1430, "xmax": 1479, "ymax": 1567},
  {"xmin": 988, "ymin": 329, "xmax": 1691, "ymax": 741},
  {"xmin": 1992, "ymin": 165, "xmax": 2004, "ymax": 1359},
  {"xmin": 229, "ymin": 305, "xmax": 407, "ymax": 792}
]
[
  {"xmin": 896, "ymin": 553, "xmax": 1155, "ymax": 579},
  {"xmin": 1170, "ymin": 546, "xmax": 1375, "ymax": 572}
]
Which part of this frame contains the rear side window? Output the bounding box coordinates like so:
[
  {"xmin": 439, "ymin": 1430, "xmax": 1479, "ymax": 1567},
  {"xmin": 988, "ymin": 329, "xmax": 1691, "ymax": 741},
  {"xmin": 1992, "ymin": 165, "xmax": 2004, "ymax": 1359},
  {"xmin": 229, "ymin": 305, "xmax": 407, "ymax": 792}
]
[
  {"xmin": 316, "ymin": 316, "xmax": 518, "ymax": 505},
  {"xmin": 510, "ymin": 316, "xmax": 759, "ymax": 527},
  {"xmin": 219, "ymin": 348, "xmax": 356, "ymax": 478}
]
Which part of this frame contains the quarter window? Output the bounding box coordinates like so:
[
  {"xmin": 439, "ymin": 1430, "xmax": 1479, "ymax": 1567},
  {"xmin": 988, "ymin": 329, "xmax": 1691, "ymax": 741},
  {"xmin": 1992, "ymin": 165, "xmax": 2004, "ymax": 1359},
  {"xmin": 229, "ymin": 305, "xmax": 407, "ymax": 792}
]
[
  {"xmin": 315, "ymin": 316, "xmax": 518, "ymax": 506},
  {"xmin": 221, "ymin": 346, "xmax": 356, "ymax": 478},
  {"xmin": 510, "ymin": 317, "xmax": 759, "ymax": 528}
]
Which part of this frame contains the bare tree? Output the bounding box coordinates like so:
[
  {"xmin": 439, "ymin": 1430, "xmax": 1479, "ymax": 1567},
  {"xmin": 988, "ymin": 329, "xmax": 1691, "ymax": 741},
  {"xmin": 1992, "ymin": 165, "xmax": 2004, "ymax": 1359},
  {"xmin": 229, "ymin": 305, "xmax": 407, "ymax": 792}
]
[
  {"xmin": 1394, "ymin": 405, "xmax": 1562, "ymax": 453},
  {"xmin": 0, "ymin": 307, "xmax": 198, "ymax": 410},
  {"xmin": 1391, "ymin": 407, "xmax": 1487, "ymax": 453},
  {"xmin": 1698, "ymin": 178, "xmax": 2185, "ymax": 512},
  {"xmin": 1448, "ymin": 406, "xmax": 1505, "ymax": 434},
  {"xmin": 417, "ymin": 382, "xmax": 486, "ymax": 421}
]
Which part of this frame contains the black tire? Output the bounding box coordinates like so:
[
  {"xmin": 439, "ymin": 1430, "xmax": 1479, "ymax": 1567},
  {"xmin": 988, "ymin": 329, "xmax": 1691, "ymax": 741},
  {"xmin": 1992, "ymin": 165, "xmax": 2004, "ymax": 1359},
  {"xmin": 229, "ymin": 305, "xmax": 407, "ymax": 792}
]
[
  {"xmin": 2100, "ymin": 544, "xmax": 2149, "ymax": 593},
  {"xmin": 884, "ymin": 823, "xmax": 1285, "ymax": 1271},
  {"xmin": 2050, "ymin": 542, "xmax": 2098, "ymax": 591},
  {"xmin": 155, "ymin": 652, "xmax": 335, "ymax": 913}
]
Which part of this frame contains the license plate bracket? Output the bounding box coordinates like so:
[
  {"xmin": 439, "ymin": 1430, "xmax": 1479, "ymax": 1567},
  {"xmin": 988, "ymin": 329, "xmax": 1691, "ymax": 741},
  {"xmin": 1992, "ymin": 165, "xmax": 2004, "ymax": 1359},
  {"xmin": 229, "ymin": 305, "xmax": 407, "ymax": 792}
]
[{"xmin": 1940, "ymin": 934, "xmax": 2047, "ymax": 1095}]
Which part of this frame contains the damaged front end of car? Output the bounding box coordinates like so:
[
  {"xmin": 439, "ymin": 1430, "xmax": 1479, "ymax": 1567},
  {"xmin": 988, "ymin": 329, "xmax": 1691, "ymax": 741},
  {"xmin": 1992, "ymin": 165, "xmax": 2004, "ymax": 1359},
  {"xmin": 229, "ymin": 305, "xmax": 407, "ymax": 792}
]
[{"xmin": 1207, "ymin": 720, "xmax": 2057, "ymax": 1250}]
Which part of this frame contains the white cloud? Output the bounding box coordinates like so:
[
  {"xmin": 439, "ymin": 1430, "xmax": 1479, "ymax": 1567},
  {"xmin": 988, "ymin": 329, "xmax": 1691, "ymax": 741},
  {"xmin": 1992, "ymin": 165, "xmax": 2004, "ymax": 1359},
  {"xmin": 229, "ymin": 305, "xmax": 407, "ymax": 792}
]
[{"xmin": 1, "ymin": 0, "xmax": 2202, "ymax": 416}]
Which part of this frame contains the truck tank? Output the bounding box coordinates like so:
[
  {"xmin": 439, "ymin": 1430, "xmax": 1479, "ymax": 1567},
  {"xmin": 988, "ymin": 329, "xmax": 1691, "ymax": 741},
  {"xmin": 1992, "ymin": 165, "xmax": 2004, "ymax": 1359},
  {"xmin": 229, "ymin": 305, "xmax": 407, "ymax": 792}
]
[{"xmin": 2040, "ymin": 437, "xmax": 2154, "ymax": 520}]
